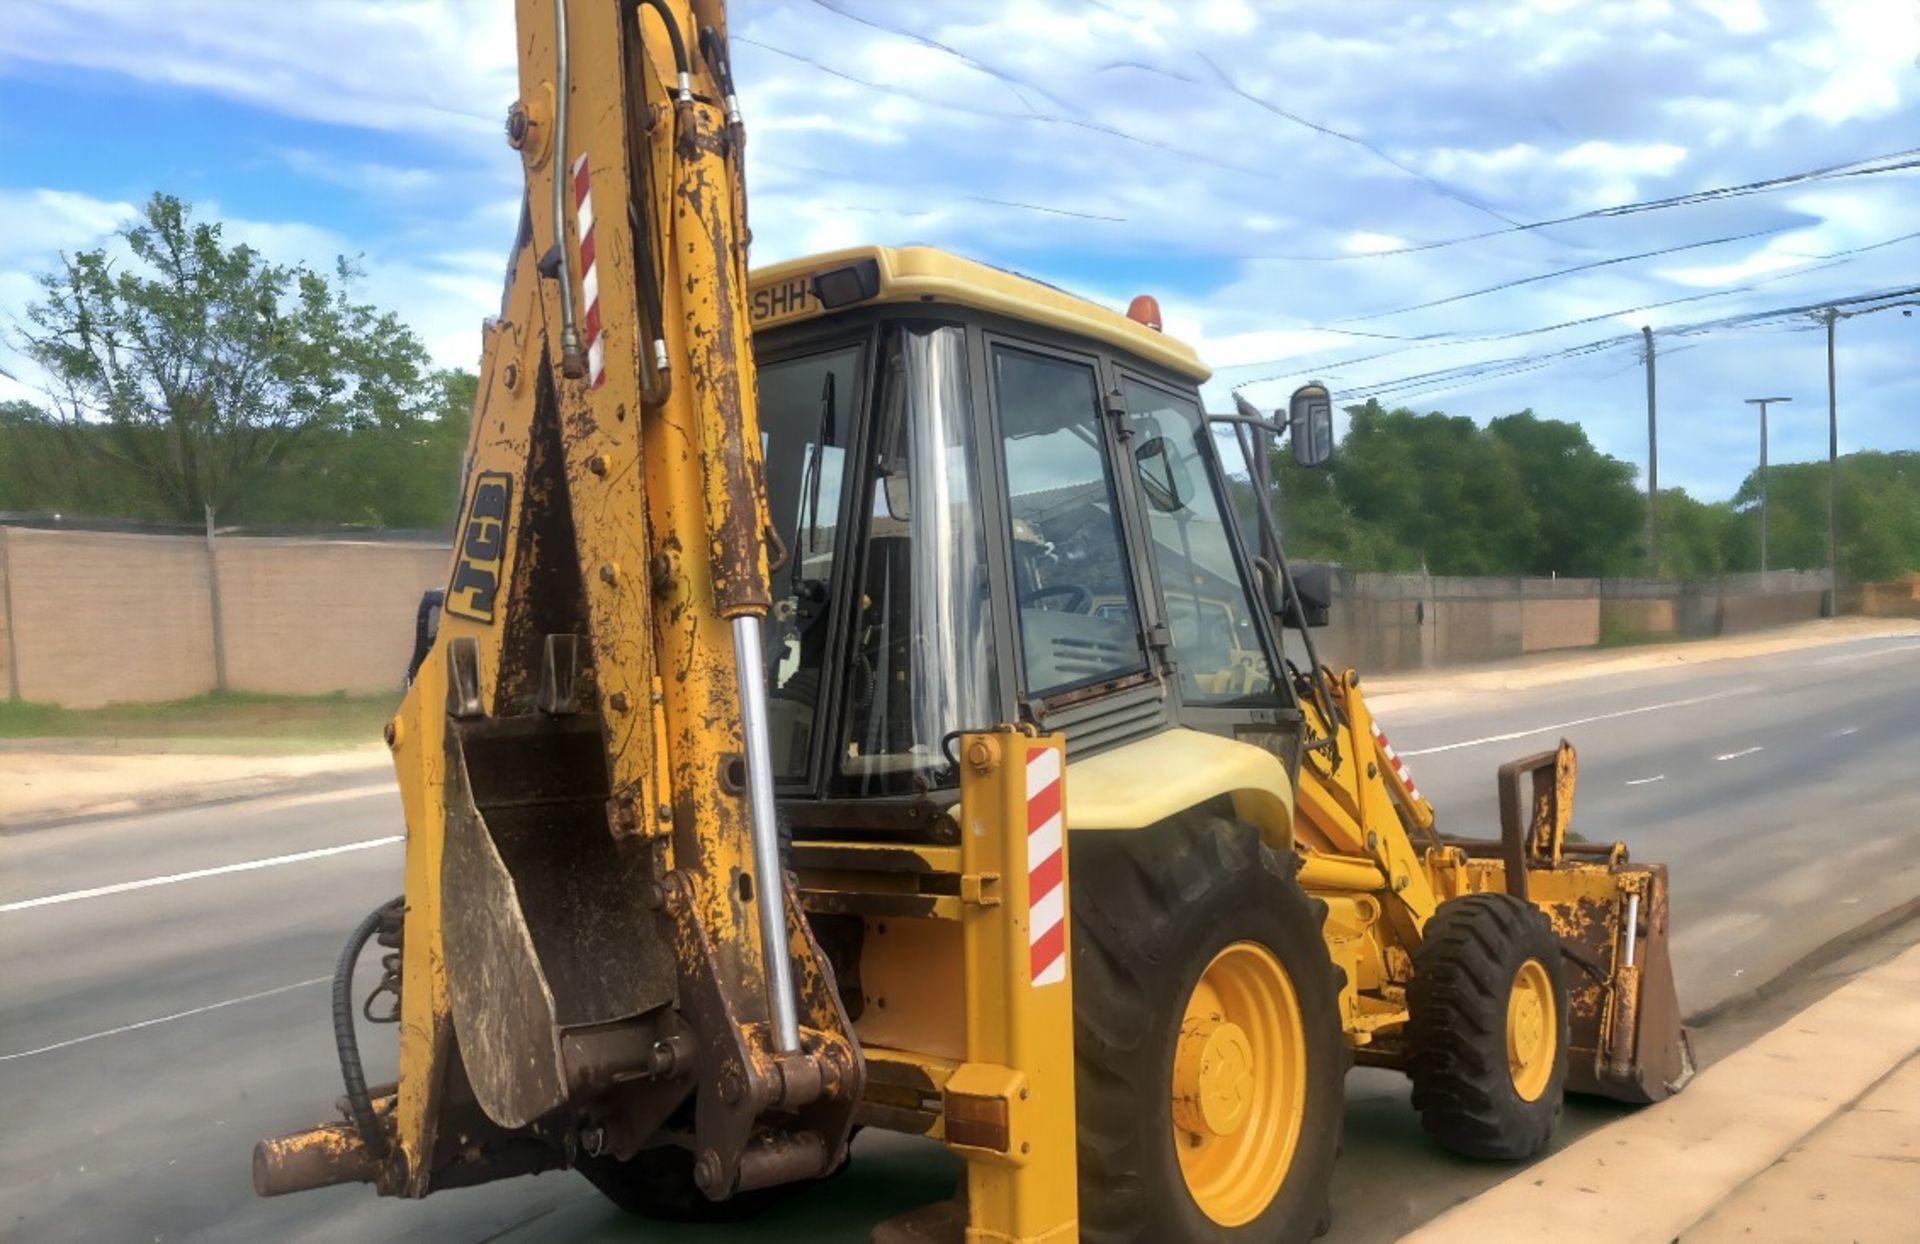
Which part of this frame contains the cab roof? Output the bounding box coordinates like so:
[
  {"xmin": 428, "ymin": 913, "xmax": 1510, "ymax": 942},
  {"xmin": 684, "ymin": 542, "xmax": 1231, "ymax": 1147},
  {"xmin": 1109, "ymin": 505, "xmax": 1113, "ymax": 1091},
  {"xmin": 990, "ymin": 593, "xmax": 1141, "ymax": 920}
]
[{"xmin": 748, "ymin": 245, "xmax": 1210, "ymax": 383}]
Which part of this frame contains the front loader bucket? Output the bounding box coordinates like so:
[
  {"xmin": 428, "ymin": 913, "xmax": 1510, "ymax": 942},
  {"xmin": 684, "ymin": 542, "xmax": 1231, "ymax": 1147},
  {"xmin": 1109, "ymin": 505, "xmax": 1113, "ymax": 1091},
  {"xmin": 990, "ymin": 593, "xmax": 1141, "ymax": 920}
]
[
  {"xmin": 1589, "ymin": 863, "xmax": 1693, "ymax": 1104},
  {"xmin": 1456, "ymin": 741, "xmax": 1695, "ymax": 1105},
  {"xmin": 1531, "ymin": 860, "xmax": 1694, "ymax": 1104}
]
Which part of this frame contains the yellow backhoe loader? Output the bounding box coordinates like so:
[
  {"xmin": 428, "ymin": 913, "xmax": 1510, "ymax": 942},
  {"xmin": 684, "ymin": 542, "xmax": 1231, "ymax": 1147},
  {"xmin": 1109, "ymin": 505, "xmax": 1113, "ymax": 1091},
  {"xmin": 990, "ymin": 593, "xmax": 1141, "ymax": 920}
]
[{"xmin": 252, "ymin": 2, "xmax": 1693, "ymax": 1240}]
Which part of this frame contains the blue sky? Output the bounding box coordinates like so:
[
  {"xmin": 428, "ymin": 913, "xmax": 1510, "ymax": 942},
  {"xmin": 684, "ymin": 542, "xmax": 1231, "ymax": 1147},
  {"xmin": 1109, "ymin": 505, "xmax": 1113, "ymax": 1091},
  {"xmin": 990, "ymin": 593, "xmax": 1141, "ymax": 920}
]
[{"xmin": 1, "ymin": 0, "xmax": 1916, "ymax": 504}]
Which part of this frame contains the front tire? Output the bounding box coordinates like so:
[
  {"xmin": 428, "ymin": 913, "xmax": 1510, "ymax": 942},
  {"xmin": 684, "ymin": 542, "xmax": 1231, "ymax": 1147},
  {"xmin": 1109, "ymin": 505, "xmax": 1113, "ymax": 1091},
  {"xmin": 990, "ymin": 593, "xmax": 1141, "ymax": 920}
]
[
  {"xmin": 1070, "ymin": 812, "xmax": 1344, "ymax": 1242},
  {"xmin": 1407, "ymin": 893, "xmax": 1570, "ymax": 1160}
]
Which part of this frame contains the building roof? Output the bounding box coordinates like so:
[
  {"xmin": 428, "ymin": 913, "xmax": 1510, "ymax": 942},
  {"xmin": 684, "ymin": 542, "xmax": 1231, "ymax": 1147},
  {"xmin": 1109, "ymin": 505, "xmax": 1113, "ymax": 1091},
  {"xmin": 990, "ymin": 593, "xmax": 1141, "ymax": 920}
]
[{"xmin": 748, "ymin": 245, "xmax": 1210, "ymax": 383}]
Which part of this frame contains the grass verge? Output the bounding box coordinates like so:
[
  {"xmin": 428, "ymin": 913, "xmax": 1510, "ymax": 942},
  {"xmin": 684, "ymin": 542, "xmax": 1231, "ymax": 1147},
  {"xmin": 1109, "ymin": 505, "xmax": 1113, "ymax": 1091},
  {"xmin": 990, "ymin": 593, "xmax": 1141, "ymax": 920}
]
[{"xmin": 0, "ymin": 691, "xmax": 395, "ymax": 751}]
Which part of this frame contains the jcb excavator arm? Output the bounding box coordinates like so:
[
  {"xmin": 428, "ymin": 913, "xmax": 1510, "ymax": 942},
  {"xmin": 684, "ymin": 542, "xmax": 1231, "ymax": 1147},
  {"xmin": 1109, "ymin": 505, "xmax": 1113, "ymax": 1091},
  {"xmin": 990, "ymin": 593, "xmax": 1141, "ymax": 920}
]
[{"xmin": 254, "ymin": 0, "xmax": 860, "ymax": 1203}]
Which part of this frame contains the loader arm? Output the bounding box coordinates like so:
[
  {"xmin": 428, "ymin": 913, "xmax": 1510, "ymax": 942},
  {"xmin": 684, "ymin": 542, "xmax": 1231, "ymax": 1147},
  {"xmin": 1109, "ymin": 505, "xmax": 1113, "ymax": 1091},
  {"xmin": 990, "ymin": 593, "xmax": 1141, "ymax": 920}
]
[
  {"xmin": 1290, "ymin": 666, "xmax": 1693, "ymax": 1105},
  {"xmin": 255, "ymin": 0, "xmax": 861, "ymax": 1203}
]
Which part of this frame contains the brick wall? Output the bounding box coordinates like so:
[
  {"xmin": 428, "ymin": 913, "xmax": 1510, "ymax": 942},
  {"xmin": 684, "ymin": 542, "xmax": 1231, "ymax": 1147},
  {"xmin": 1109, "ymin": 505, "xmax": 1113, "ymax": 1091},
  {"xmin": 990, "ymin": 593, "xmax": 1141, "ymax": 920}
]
[{"xmin": 1, "ymin": 526, "xmax": 445, "ymax": 708}]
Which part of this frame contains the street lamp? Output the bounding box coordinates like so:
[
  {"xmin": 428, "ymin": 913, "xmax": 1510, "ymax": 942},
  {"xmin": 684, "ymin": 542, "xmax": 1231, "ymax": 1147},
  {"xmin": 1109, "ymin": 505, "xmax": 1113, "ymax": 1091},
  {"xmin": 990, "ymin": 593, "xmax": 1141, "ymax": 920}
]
[
  {"xmin": 1820, "ymin": 300, "xmax": 1920, "ymax": 612},
  {"xmin": 1744, "ymin": 397, "xmax": 1791, "ymax": 578}
]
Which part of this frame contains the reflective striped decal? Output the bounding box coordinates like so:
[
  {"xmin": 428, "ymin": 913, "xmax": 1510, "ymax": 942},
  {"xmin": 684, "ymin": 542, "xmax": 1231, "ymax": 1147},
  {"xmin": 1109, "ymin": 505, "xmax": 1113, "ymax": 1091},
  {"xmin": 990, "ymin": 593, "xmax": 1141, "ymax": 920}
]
[
  {"xmin": 1026, "ymin": 745, "xmax": 1066, "ymax": 987},
  {"xmin": 1372, "ymin": 721, "xmax": 1422, "ymax": 802},
  {"xmin": 571, "ymin": 153, "xmax": 606, "ymax": 390}
]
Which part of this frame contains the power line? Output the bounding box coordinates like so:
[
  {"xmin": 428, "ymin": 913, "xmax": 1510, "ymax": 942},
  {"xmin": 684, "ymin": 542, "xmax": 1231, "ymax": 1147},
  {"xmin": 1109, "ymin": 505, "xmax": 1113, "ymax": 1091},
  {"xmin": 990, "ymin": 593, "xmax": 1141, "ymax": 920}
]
[
  {"xmin": 803, "ymin": 0, "xmax": 1077, "ymax": 116},
  {"xmin": 1224, "ymin": 225, "xmax": 1920, "ymax": 385},
  {"xmin": 1194, "ymin": 51, "xmax": 1525, "ymax": 228},
  {"xmin": 1239, "ymin": 147, "xmax": 1920, "ymax": 263},
  {"xmin": 735, "ymin": 35, "xmax": 1279, "ymax": 182},
  {"xmin": 1325, "ymin": 282, "xmax": 1920, "ymax": 407},
  {"xmin": 1335, "ymin": 224, "xmax": 1792, "ymax": 324}
]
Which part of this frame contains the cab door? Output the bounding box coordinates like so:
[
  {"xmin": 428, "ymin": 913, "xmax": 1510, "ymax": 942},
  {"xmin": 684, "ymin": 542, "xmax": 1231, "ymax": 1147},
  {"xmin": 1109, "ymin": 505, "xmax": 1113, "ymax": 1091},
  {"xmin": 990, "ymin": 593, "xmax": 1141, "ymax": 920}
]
[{"xmin": 1110, "ymin": 370, "xmax": 1298, "ymax": 739}]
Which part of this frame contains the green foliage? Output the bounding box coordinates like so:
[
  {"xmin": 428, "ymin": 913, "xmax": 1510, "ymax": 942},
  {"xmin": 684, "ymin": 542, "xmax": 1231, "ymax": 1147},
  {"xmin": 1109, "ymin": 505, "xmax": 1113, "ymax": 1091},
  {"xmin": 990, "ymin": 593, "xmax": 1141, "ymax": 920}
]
[
  {"xmin": 1328, "ymin": 400, "xmax": 1538, "ymax": 574},
  {"xmin": 1488, "ymin": 410, "xmax": 1643, "ymax": 575},
  {"xmin": 1726, "ymin": 451, "xmax": 1920, "ymax": 581},
  {"xmin": 8, "ymin": 193, "xmax": 469, "ymax": 527},
  {"xmin": 0, "ymin": 690, "xmax": 396, "ymax": 749},
  {"xmin": 1651, "ymin": 487, "xmax": 1740, "ymax": 578},
  {"xmin": 1262, "ymin": 400, "xmax": 1919, "ymax": 582}
]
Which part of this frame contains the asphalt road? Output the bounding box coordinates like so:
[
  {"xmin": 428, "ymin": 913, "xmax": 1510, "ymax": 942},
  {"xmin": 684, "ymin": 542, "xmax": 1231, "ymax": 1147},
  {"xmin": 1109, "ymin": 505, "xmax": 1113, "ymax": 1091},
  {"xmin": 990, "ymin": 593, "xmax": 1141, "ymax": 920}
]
[{"xmin": 4, "ymin": 631, "xmax": 1917, "ymax": 1244}]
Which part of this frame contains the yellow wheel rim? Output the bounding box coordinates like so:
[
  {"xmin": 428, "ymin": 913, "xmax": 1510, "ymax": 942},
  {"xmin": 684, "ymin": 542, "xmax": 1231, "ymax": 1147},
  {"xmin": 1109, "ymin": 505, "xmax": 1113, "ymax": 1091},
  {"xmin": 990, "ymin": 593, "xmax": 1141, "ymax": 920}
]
[
  {"xmin": 1506, "ymin": 958, "xmax": 1556, "ymax": 1102},
  {"xmin": 1171, "ymin": 941, "xmax": 1306, "ymax": 1227}
]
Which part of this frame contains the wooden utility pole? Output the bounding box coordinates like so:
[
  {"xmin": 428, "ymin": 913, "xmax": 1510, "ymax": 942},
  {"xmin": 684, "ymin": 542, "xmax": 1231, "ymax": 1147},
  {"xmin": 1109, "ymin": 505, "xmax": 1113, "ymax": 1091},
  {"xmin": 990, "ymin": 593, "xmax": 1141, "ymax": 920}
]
[
  {"xmin": 1823, "ymin": 308, "xmax": 1838, "ymax": 615},
  {"xmin": 1642, "ymin": 325, "xmax": 1658, "ymax": 572}
]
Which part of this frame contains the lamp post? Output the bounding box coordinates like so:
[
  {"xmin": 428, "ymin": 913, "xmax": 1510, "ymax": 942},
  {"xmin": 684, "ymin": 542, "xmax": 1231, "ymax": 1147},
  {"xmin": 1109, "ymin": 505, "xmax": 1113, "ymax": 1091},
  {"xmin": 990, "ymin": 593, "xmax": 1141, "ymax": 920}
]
[
  {"xmin": 1820, "ymin": 300, "xmax": 1919, "ymax": 612},
  {"xmin": 1744, "ymin": 397, "xmax": 1791, "ymax": 578}
]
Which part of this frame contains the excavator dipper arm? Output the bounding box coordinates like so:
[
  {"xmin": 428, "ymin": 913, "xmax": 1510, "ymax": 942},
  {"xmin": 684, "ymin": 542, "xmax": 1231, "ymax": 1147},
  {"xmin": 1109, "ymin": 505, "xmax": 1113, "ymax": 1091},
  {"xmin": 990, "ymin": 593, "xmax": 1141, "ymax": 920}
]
[{"xmin": 254, "ymin": 0, "xmax": 861, "ymax": 1203}]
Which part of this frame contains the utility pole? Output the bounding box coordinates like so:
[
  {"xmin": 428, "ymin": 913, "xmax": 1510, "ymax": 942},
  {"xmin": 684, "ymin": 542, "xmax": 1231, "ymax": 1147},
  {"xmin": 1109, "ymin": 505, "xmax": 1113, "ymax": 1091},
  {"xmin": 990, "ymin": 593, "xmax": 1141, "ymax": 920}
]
[
  {"xmin": 1823, "ymin": 309, "xmax": 1838, "ymax": 615},
  {"xmin": 1744, "ymin": 397, "xmax": 1791, "ymax": 578},
  {"xmin": 1818, "ymin": 299, "xmax": 1918, "ymax": 613},
  {"xmin": 1642, "ymin": 325, "xmax": 1658, "ymax": 572}
]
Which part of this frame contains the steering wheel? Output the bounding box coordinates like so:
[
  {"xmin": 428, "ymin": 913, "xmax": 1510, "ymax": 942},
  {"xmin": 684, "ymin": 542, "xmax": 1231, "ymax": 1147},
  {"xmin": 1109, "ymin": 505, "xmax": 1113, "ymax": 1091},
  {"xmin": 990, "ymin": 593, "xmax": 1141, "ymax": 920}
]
[{"xmin": 1021, "ymin": 583, "xmax": 1094, "ymax": 613}]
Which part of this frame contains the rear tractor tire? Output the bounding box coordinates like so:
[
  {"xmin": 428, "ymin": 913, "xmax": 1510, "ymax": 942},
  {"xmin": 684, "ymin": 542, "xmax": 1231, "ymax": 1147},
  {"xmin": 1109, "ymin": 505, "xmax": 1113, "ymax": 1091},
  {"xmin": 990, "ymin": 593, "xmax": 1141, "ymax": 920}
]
[
  {"xmin": 1071, "ymin": 812, "xmax": 1345, "ymax": 1243},
  {"xmin": 1407, "ymin": 893, "xmax": 1570, "ymax": 1160}
]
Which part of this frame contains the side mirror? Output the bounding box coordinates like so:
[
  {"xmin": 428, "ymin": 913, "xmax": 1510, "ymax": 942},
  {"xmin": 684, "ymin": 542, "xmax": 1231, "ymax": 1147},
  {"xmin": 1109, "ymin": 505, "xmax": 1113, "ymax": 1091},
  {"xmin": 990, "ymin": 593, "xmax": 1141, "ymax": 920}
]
[
  {"xmin": 1277, "ymin": 562, "xmax": 1333, "ymax": 628},
  {"xmin": 1287, "ymin": 382, "xmax": 1334, "ymax": 468},
  {"xmin": 1134, "ymin": 435, "xmax": 1192, "ymax": 514},
  {"xmin": 882, "ymin": 472, "xmax": 911, "ymax": 521}
]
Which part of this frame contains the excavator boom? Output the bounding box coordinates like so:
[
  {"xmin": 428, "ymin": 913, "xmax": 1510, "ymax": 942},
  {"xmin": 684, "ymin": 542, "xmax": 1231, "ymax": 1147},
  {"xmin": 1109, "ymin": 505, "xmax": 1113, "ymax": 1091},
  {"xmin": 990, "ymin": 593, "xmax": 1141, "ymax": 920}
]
[{"xmin": 254, "ymin": 0, "xmax": 860, "ymax": 1202}]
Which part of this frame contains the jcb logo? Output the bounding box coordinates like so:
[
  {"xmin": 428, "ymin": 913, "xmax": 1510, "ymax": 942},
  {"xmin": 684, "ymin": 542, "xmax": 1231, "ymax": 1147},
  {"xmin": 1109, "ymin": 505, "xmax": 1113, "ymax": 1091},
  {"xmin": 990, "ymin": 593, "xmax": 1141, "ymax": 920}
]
[{"xmin": 445, "ymin": 472, "xmax": 512, "ymax": 623}]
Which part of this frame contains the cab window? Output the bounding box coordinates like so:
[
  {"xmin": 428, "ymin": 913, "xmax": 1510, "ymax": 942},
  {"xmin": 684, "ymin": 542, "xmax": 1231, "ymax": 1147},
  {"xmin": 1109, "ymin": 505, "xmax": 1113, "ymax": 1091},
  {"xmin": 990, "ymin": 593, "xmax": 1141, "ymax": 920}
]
[
  {"xmin": 994, "ymin": 345, "xmax": 1149, "ymax": 699},
  {"xmin": 1122, "ymin": 379, "xmax": 1282, "ymax": 706}
]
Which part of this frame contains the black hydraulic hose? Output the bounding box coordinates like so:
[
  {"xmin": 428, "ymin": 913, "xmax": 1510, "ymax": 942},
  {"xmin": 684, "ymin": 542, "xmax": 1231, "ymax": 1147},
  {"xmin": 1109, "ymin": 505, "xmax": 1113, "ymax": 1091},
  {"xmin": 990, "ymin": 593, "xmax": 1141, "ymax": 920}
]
[
  {"xmin": 334, "ymin": 898, "xmax": 402, "ymax": 1160},
  {"xmin": 636, "ymin": 0, "xmax": 690, "ymax": 90},
  {"xmin": 405, "ymin": 590, "xmax": 442, "ymax": 686}
]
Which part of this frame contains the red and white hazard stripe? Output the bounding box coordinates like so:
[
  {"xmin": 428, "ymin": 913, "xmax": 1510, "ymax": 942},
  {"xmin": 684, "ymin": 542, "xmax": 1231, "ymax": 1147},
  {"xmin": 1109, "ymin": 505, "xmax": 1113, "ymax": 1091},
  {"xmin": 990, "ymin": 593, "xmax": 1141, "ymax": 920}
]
[
  {"xmin": 571, "ymin": 153, "xmax": 606, "ymax": 390},
  {"xmin": 1371, "ymin": 721, "xmax": 1422, "ymax": 802},
  {"xmin": 1025, "ymin": 745, "xmax": 1067, "ymax": 987}
]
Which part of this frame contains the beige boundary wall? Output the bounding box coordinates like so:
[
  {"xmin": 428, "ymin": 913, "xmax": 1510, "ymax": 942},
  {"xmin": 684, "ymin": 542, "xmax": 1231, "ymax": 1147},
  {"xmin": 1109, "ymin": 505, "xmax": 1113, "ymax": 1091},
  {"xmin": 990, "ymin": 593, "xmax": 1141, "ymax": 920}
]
[
  {"xmin": 0, "ymin": 525, "xmax": 1892, "ymax": 706},
  {"xmin": 1314, "ymin": 568, "xmax": 1840, "ymax": 674},
  {"xmin": 0, "ymin": 526, "xmax": 447, "ymax": 708}
]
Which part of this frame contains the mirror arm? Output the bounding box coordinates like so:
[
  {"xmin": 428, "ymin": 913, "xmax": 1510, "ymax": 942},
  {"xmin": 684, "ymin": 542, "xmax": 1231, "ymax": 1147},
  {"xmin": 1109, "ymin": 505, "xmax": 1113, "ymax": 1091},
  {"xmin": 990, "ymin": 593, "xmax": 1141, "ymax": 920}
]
[{"xmin": 1205, "ymin": 411, "xmax": 1344, "ymax": 736}]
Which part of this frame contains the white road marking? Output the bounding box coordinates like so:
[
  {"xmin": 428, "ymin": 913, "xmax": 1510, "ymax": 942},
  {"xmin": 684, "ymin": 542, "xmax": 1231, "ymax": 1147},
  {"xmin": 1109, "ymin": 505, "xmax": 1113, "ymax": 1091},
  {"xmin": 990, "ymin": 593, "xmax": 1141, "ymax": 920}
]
[
  {"xmin": 1398, "ymin": 686, "xmax": 1759, "ymax": 757},
  {"xmin": 1834, "ymin": 725, "xmax": 1860, "ymax": 737},
  {"xmin": 0, "ymin": 976, "xmax": 329, "ymax": 1062},
  {"xmin": 1813, "ymin": 641, "xmax": 1920, "ymax": 666},
  {"xmin": 1716, "ymin": 746, "xmax": 1764, "ymax": 761},
  {"xmin": 1625, "ymin": 774, "xmax": 1667, "ymax": 786},
  {"xmin": 0, "ymin": 835, "xmax": 403, "ymax": 914}
]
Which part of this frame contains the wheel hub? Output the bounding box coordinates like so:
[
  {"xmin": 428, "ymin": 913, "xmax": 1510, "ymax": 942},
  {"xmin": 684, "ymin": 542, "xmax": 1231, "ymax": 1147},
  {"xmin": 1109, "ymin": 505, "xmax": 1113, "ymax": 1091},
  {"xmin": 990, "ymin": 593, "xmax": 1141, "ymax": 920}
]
[
  {"xmin": 1505, "ymin": 957, "xmax": 1557, "ymax": 1102},
  {"xmin": 1170, "ymin": 941, "xmax": 1307, "ymax": 1228},
  {"xmin": 1172, "ymin": 1016, "xmax": 1256, "ymax": 1138}
]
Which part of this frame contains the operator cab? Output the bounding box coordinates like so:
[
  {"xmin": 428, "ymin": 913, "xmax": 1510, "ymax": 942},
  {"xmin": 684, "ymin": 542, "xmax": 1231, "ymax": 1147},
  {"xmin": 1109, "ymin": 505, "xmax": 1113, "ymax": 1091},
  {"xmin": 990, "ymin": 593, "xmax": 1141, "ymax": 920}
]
[{"xmin": 749, "ymin": 247, "xmax": 1304, "ymax": 813}]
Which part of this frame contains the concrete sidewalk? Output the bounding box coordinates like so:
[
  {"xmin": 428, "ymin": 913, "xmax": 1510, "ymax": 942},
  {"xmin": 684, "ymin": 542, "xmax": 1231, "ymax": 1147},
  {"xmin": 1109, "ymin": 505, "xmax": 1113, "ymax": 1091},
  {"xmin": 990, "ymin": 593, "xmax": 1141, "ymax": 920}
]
[
  {"xmin": 1404, "ymin": 937, "xmax": 1920, "ymax": 1244},
  {"xmin": 1, "ymin": 743, "xmax": 390, "ymax": 829}
]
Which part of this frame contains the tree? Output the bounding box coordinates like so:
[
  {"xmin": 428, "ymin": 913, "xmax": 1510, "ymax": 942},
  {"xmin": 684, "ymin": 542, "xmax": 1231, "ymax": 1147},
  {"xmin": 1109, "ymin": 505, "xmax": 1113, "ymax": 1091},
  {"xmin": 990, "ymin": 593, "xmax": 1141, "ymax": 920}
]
[
  {"xmin": 13, "ymin": 193, "xmax": 444, "ymax": 524},
  {"xmin": 1728, "ymin": 451, "xmax": 1920, "ymax": 581},
  {"xmin": 1330, "ymin": 400, "xmax": 1536, "ymax": 575},
  {"xmin": 1487, "ymin": 410, "xmax": 1643, "ymax": 576}
]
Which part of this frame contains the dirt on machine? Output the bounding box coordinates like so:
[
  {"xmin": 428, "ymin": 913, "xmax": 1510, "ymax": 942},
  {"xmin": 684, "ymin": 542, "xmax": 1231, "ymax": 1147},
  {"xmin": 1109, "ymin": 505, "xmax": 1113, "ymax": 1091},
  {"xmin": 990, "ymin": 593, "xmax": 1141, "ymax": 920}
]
[{"xmin": 252, "ymin": 2, "xmax": 1694, "ymax": 1240}]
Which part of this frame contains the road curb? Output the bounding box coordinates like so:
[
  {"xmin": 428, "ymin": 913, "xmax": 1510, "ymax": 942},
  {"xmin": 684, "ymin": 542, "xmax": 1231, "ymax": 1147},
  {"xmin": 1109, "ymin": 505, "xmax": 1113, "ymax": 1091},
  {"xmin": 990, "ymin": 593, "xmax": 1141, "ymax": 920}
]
[
  {"xmin": 1400, "ymin": 939, "xmax": 1920, "ymax": 1243},
  {"xmin": 1686, "ymin": 894, "xmax": 1920, "ymax": 1029},
  {"xmin": 2, "ymin": 762, "xmax": 394, "ymax": 835}
]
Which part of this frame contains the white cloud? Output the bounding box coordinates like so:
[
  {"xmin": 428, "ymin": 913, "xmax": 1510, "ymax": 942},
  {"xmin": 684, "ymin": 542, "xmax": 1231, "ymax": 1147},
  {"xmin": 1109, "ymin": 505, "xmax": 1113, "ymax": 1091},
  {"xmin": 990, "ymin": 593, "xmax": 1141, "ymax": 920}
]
[{"xmin": 3, "ymin": 0, "xmax": 1915, "ymax": 498}]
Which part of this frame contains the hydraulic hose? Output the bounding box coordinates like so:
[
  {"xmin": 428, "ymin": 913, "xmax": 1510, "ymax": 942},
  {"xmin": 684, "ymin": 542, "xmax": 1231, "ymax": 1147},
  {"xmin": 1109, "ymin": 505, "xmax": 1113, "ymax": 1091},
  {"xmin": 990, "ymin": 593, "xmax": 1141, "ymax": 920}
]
[{"xmin": 334, "ymin": 898, "xmax": 403, "ymax": 1160}]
